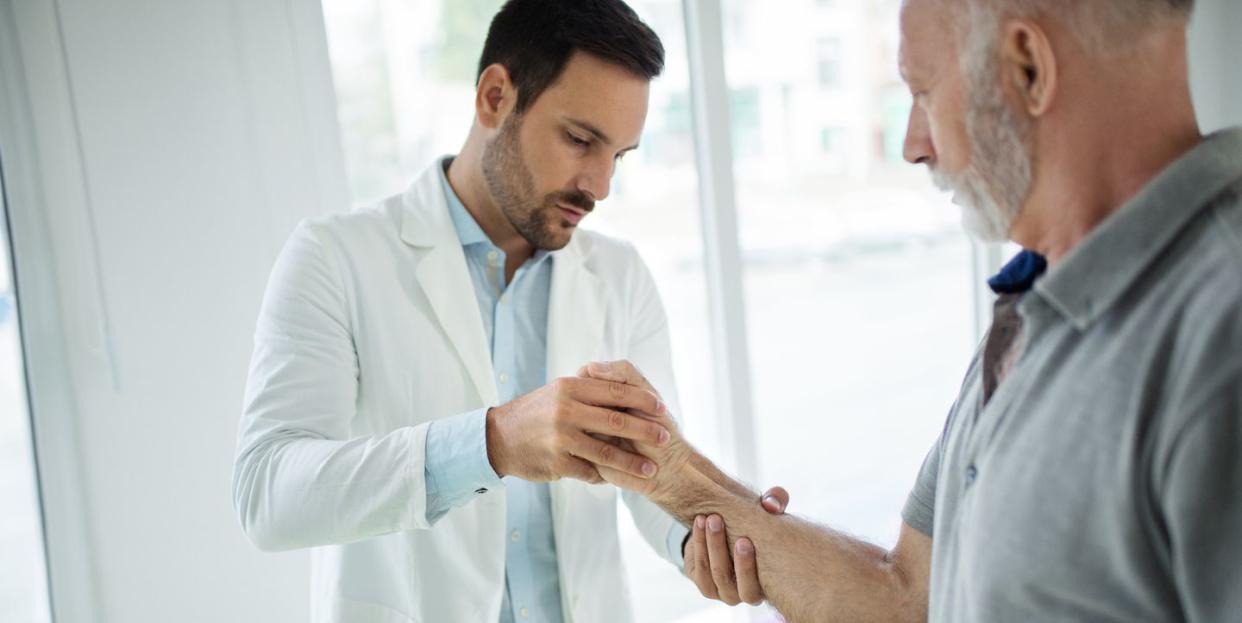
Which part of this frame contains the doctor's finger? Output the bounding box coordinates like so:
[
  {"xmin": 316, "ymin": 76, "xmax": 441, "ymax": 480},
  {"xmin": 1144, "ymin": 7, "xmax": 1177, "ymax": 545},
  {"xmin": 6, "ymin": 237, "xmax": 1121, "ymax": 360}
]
[
  {"xmin": 561, "ymin": 455, "xmax": 603, "ymax": 484},
  {"xmin": 761, "ymin": 486, "xmax": 789, "ymax": 514},
  {"xmin": 567, "ymin": 377, "xmax": 665, "ymax": 418},
  {"xmin": 593, "ymin": 464, "xmax": 658, "ymax": 497},
  {"xmin": 688, "ymin": 516, "xmax": 719, "ymax": 600},
  {"xmin": 733, "ymin": 538, "xmax": 764, "ymax": 605},
  {"xmin": 570, "ymin": 433, "xmax": 657, "ymax": 479},
  {"xmin": 575, "ymin": 404, "xmax": 669, "ymax": 446},
  {"xmin": 705, "ymin": 515, "xmax": 741, "ymax": 605},
  {"xmin": 583, "ymin": 360, "xmax": 656, "ymax": 393}
]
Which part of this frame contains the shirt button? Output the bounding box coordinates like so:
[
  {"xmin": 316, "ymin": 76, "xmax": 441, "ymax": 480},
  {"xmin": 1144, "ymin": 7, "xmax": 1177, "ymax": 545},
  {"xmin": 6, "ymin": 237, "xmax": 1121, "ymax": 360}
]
[
  {"xmin": 511, "ymin": 530, "xmax": 521, "ymax": 542},
  {"xmin": 519, "ymin": 607, "xmax": 530, "ymax": 618},
  {"xmin": 500, "ymin": 293, "xmax": 510, "ymax": 305},
  {"xmin": 498, "ymin": 372, "xmax": 510, "ymax": 384},
  {"xmin": 965, "ymin": 464, "xmax": 979, "ymax": 485}
]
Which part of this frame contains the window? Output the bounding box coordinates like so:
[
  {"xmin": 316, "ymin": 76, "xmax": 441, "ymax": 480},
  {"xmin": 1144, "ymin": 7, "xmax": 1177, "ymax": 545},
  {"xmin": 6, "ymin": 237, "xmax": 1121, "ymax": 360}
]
[
  {"xmin": 0, "ymin": 155, "xmax": 53, "ymax": 622},
  {"xmin": 816, "ymin": 37, "xmax": 842, "ymax": 89},
  {"xmin": 723, "ymin": 0, "xmax": 976, "ymax": 553},
  {"xmin": 729, "ymin": 87, "xmax": 762, "ymax": 158}
]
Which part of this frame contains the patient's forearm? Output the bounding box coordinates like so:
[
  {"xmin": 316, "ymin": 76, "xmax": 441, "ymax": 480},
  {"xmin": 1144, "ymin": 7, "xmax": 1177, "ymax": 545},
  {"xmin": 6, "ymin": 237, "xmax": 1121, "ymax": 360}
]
[{"xmin": 659, "ymin": 454, "xmax": 927, "ymax": 623}]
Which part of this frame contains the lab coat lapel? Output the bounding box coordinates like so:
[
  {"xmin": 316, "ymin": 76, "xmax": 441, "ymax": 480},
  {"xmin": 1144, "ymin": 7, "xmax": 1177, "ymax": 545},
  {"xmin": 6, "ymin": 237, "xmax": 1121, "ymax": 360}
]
[
  {"xmin": 401, "ymin": 165, "xmax": 499, "ymax": 407},
  {"xmin": 545, "ymin": 234, "xmax": 607, "ymax": 382},
  {"xmin": 547, "ymin": 233, "xmax": 609, "ymax": 620}
]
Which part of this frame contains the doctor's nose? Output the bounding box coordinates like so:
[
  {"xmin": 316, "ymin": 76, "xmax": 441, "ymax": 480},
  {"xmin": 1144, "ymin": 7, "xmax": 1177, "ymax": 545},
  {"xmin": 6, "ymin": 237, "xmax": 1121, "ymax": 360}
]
[{"xmin": 576, "ymin": 156, "xmax": 614, "ymax": 202}]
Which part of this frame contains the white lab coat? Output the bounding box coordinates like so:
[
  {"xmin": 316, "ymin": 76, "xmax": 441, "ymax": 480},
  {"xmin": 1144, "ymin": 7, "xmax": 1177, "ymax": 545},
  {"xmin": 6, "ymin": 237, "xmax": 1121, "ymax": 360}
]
[{"xmin": 232, "ymin": 162, "xmax": 685, "ymax": 623}]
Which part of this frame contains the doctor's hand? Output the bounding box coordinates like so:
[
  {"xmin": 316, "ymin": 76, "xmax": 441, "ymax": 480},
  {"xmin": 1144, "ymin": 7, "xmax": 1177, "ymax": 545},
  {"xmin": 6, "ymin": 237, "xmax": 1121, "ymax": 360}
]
[
  {"xmin": 574, "ymin": 360, "xmax": 701, "ymax": 503},
  {"xmin": 485, "ymin": 377, "xmax": 672, "ymax": 484},
  {"xmin": 684, "ymin": 487, "xmax": 789, "ymax": 606}
]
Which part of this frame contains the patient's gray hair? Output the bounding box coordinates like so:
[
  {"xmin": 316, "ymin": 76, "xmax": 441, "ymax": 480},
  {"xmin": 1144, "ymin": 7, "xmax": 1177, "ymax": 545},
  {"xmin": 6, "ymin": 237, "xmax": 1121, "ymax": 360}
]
[{"xmin": 949, "ymin": 0, "xmax": 1194, "ymax": 57}]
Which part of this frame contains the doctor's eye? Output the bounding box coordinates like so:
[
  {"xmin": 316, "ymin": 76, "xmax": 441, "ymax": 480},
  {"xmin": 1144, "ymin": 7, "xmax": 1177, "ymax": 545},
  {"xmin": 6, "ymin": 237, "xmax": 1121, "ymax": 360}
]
[{"xmin": 566, "ymin": 132, "xmax": 591, "ymax": 148}]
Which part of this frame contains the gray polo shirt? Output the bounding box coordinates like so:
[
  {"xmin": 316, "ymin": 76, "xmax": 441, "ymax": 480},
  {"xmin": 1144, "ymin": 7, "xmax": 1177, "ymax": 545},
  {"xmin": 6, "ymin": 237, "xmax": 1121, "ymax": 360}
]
[{"xmin": 903, "ymin": 128, "xmax": 1242, "ymax": 622}]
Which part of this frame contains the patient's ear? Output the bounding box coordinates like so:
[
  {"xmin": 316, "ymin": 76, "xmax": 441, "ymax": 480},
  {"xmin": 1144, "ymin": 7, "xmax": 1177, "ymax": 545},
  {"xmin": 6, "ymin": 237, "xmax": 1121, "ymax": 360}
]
[{"xmin": 1000, "ymin": 18, "xmax": 1058, "ymax": 117}]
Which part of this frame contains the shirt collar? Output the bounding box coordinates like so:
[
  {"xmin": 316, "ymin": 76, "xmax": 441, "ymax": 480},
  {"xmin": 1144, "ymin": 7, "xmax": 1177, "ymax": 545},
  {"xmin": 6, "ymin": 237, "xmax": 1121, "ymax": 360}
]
[
  {"xmin": 1032, "ymin": 127, "xmax": 1242, "ymax": 331},
  {"xmin": 436, "ymin": 156, "xmax": 554, "ymax": 268},
  {"xmin": 439, "ymin": 157, "xmax": 492, "ymax": 248}
]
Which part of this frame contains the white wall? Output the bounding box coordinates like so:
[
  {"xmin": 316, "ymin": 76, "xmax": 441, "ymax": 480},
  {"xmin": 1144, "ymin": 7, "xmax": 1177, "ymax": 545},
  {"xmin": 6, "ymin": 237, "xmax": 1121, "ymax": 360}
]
[
  {"xmin": 1, "ymin": 0, "xmax": 348, "ymax": 621},
  {"xmin": 0, "ymin": 0, "xmax": 1238, "ymax": 622}
]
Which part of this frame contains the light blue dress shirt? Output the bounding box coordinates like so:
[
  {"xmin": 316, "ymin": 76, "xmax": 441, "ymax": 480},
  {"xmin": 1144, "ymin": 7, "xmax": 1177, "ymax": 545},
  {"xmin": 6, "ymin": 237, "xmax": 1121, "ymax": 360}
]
[{"xmin": 422, "ymin": 158, "xmax": 687, "ymax": 623}]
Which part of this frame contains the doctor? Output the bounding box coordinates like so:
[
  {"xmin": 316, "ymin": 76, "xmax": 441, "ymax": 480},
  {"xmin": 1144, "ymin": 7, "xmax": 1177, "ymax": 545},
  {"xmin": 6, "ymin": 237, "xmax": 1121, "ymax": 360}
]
[{"xmin": 232, "ymin": 1, "xmax": 780, "ymax": 621}]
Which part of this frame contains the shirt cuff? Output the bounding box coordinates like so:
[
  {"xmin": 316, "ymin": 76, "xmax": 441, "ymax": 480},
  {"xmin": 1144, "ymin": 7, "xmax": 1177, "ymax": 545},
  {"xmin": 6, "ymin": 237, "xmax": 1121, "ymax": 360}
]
[
  {"xmin": 424, "ymin": 408, "xmax": 502, "ymax": 521},
  {"xmin": 666, "ymin": 521, "xmax": 691, "ymax": 571}
]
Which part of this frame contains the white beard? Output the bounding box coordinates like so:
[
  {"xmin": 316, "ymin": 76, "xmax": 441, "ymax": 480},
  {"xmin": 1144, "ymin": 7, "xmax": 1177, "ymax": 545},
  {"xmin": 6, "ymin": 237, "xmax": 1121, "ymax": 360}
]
[
  {"xmin": 934, "ymin": 9, "xmax": 1034, "ymax": 244},
  {"xmin": 931, "ymin": 161, "xmax": 1015, "ymax": 243}
]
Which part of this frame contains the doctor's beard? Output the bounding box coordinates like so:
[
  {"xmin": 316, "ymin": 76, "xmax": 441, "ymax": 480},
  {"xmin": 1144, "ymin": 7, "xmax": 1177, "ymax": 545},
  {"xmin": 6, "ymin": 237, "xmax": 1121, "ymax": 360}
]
[
  {"xmin": 932, "ymin": 21, "xmax": 1033, "ymax": 244},
  {"xmin": 482, "ymin": 114, "xmax": 594, "ymax": 251}
]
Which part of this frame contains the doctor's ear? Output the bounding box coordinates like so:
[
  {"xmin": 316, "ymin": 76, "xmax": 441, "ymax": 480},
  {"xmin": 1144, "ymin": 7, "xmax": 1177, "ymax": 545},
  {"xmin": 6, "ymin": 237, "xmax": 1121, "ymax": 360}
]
[{"xmin": 476, "ymin": 63, "xmax": 518, "ymax": 130}]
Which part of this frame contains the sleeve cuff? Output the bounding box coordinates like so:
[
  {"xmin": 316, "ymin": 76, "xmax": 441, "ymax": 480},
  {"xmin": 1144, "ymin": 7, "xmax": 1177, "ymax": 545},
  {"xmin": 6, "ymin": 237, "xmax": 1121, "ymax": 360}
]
[
  {"xmin": 424, "ymin": 408, "xmax": 503, "ymax": 520},
  {"xmin": 666, "ymin": 521, "xmax": 691, "ymax": 571}
]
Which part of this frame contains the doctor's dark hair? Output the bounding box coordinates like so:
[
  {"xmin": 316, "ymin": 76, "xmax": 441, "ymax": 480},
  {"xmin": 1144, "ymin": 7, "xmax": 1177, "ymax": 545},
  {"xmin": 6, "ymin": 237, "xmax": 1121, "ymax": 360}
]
[{"xmin": 477, "ymin": 0, "xmax": 665, "ymax": 113}]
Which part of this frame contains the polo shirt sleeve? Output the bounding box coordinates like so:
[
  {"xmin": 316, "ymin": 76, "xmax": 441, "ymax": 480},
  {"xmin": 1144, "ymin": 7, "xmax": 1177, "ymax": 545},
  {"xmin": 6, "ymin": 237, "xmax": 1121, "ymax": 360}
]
[
  {"xmin": 1159, "ymin": 367, "xmax": 1242, "ymax": 623},
  {"xmin": 902, "ymin": 432, "xmax": 942, "ymax": 537}
]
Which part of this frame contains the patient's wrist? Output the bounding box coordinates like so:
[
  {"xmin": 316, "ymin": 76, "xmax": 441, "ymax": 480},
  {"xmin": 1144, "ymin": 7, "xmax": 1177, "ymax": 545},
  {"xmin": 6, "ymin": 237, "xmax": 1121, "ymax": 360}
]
[{"xmin": 654, "ymin": 449, "xmax": 750, "ymax": 524}]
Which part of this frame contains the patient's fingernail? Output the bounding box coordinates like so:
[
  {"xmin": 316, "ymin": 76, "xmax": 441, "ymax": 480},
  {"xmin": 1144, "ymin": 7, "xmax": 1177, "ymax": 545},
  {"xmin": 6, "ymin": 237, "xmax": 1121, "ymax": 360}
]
[
  {"xmin": 735, "ymin": 539, "xmax": 753, "ymax": 555},
  {"xmin": 656, "ymin": 399, "xmax": 666, "ymax": 414},
  {"xmin": 658, "ymin": 429, "xmax": 670, "ymax": 445},
  {"xmin": 596, "ymin": 361, "xmax": 613, "ymax": 371},
  {"xmin": 762, "ymin": 495, "xmax": 781, "ymax": 511},
  {"xmin": 707, "ymin": 515, "xmax": 722, "ymax": 533},
  {"xmin": 695, "ymin": 516, "xmax": 705, "ymax": 529},
  {"xmin": 642, "ymin": 462, "xmax": 656, "ymax": 477}
]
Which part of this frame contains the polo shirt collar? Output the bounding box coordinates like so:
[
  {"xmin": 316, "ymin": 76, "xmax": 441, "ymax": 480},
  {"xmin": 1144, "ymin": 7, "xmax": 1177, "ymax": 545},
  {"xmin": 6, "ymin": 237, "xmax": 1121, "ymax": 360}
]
[{"xmin": 1033, "ymin": 127, "xmax": 1242, "ymax": 331}]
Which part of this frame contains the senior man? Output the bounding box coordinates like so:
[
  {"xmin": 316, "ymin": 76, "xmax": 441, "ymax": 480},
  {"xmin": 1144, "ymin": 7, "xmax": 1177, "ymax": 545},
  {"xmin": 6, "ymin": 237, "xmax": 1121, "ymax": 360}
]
[{"xmin": 584, "ymin": 0, "xmax": 1242, "ymax": 621}]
